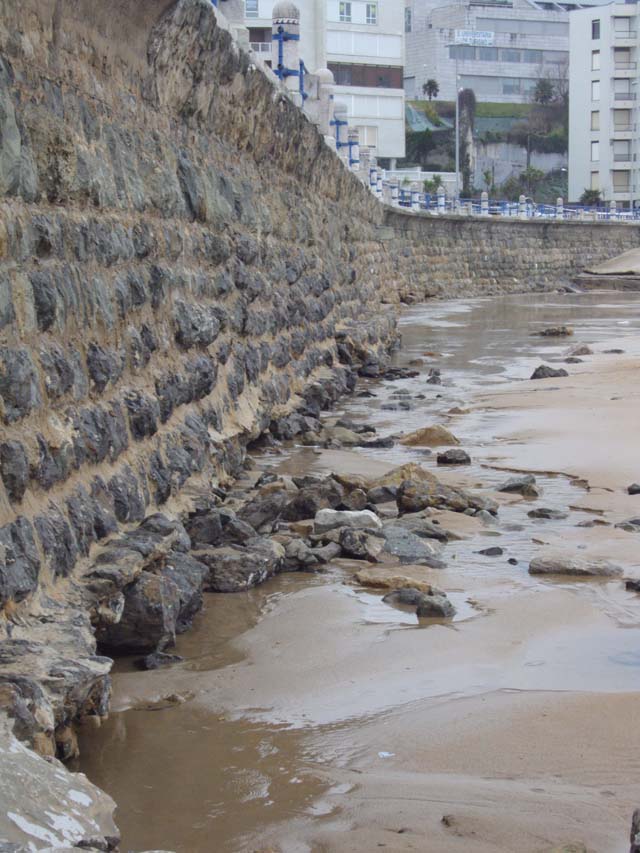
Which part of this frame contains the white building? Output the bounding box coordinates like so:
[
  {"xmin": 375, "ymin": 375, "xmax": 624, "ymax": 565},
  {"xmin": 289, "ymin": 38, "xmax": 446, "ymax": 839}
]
[
  {"xmin": 223, "ymin": 0, "xmax": 405, "ymax": 159},
  {"xmin": 569, "ymin": 2, "xmax": 638, "ymax": 206},
  {"xmin": 404, "ymin": 0, "xmax": 609, "ymax": 104}
]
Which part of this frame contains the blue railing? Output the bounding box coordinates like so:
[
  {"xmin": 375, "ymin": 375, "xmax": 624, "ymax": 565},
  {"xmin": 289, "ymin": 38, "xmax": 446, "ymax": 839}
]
[{"xmin": 394, "ymin": 190, "xmax": 640, "ymax": 220}]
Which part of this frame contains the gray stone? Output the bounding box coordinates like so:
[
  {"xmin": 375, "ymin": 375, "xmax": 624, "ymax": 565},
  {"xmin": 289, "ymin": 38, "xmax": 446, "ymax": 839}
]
[
  {"xmin": 196, "ymin": 536, "xmax": 284, "ymax": 592},
  {"xmin": 437, "ymin": 448, "xmax": 471, "ymax": 465},
  {"xmin": 173, "ymin": 300, "xmax": 221, "ymax": 349},
  {"xmin": 314, "ymin": 508, "xmax": 382, "ymax": 534},
  {"xmin": 367, "ymin": 485, "xmax": 398, "ymax": 504},
  {"xmin": 528, "ymin": 507, "xmax": 568, "ymax": 520},
  {"xmin": 282, "ymin": 478, "xmax": 345, "ymax": 521},
  {"xmin": 530, "ymin": 365, "xmax": 569, "ymax": 380},
  {"xmin": 382, "ymin": 525, "xmax": 443, "ymax": 567},
  {"xmin": 498, "ymin": 474, "xmax": 538, "ymax": 497},
  {"xmin": 529, "ymin": 556, "xmax": 623, "ymax": 577},
  {"xmin": 416, "ymin": 593, "xmax": 456, "ymax": 618},
  {"xmin": 628, "ymin": 484, "xmax": 640, "ymax": 496},
  {"xmin": 97, "ymin": 571, "xmax": 180, "ymax": 653},
  {"xmin": 135, "ymin": 651, "xmax": 184, "ymax": 670},
  {"xmin": 0, "ymin": 518, "xmax": 40, "ymax": 604},
  {"xmin": 0, "ymin": 348, "xmax": 42, "ymax": 423},
  {"xmin": 386, "ymin": 515, "xmax": 450, "ymax": 544},
  {"xmin": 0, "ymin": 441, "xmax": 29, "ymax": 503},
  {"xmin": 339, "ymin": 527, "xmax": 384, "ymax": 561},
  {"xmin": 238, "ymin": 489, "xmax": 289, "ymax": 532},
  {"xmin": 477, "ymin": 546, "xmax": 504, "ymax": 557},
  {"xmin": 161, "ymin": 552, "xmax": 208, "ymax": 633}
]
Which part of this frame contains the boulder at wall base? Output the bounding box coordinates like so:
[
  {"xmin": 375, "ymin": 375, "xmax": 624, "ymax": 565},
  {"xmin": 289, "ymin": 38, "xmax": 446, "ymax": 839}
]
[
  {"xmin": 237, "ymin": 489, "xmax": 289, "ymax": 532},
  {"xmin": 0, "ymin": 716, "xmax": 120, "ymax": 851},
  {"xmin": 314, "ymin": 508, "xmax": 382, "ymax": 534},
  {"xmin": 529, "ymin": 556, "xmax": 623, "ymax": 577},
  {"xmin": 530, "ymin": 365, "xmax": 569, "ymax": 380},
  {"xmin": 281, "ymin": 478, "xmax": 345, "ymax": 521},
  {"xmin": 194, "ymin": 536, "xmax": 285, "ymax": 592},
  {"xmin": 400, "ymin": 424, "xmax": 460, "ymax": 447},
  {"xmin": 96, "ymin": 570, "xmax": 181, "ymax": 654},
  {"xmin": 339, "ymin": 527, "xmax": 385, "ymax": 561}
]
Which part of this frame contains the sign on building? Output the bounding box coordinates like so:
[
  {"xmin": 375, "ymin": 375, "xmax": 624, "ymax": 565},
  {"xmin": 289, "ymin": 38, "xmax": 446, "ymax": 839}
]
[{"xmin": 454, "ymin": 29, "xmax": 495, "ymax": 45}]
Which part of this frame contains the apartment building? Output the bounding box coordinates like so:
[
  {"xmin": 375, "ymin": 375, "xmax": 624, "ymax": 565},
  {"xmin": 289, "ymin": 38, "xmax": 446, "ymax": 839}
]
[
  {"xmin": 568, "ymin": 1, "xmax": 639, "ymax": 205},
  {"xmin": 404, "ymin": 0, "xmax": 608, "ymax": 104},
  {"xmin": 223, "ymin": 0, "xmax": 405, "ymax": 159}
]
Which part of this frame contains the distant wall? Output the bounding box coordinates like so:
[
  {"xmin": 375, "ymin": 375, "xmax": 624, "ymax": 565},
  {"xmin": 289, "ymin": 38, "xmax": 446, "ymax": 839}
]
[{"xmin": 382, "ymin": 210, "xmax": 640, "ymax": 300}]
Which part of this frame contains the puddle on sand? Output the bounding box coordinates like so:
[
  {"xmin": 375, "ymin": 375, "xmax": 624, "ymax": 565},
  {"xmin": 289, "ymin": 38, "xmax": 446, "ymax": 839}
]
[{"xmin": 78, "ymin": 291, "xmax": 640, "ymax": 853}]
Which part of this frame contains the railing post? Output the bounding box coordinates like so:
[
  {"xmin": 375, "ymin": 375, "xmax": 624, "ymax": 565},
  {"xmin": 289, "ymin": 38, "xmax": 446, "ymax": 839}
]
[
  {"xmin": 519, "ymin": 194, "xmax": 527, "ymax": 219},
  {"xmin": 347, "ymin": 127, "xmax": 360, "ymax": 171},
  {"xmin": 481, "ymin": 190, "xmax": 489, "ymax": 216},
  {"xmin": 376, "ymin": 172, "xmax": 383, "ymax": 199},
  {"xmin": 410, "ymin": 181, "xmax": 421, "ymax": 211},
  {"xmin": 272, "ymin": 2, "xmax": 301, "ymax": 104},
  {"xmin": 610, "ymin": 200, "xmax": 618, "ymax": 219},
  {"xmin": 556, "ymin": 197, "xmax": 564, "ymax": 219},
  {"xmin": 390, "ymin": 178, "xmax": 400, "ymax": 207},
  {"xmin": 437, "ymin": 186, "xmax": 445, "ymax": 215}
]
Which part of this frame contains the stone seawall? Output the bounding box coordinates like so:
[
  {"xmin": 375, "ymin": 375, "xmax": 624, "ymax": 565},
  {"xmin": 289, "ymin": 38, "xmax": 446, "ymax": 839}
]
[
  {"xmin": 383, "ymin": 210, "xmax": 640, "ymax": 301},
  {"xmin": 0, "ymin": 0, "xmax": 396, "ymax": 771},
  {"xmin": 0, "ymin": 0, "xmax": 639, "ymax": 843}
]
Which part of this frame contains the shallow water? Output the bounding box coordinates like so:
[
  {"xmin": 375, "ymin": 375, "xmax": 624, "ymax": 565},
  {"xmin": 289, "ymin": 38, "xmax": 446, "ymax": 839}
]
[{"xmin": 78, "ymin": 291, "xmax": 640, "ymax": 853}]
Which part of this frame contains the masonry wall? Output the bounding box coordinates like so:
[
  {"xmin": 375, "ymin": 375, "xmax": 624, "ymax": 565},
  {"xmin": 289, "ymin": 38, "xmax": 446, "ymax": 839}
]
[{"xmin": 383, "ymin": 210, "xmax": 640, "ymax": 300}]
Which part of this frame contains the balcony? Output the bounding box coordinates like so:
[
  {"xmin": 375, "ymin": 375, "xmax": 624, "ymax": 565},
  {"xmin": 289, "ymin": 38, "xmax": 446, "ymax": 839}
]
[
  {"xmin": 613, "ymin": 153, "xmax": 632, "ymax": 162},
  {"xmin": 614, "ymin": 30, "xmax": 637, "ymax": 42},
  {"xmin": 614, "ymin": 91, "xmax": 636, "ymax": 100},
  {"xmin": 613, "ymin": 124, "xmax": 634, "ymax": 132},
  {"xmin": 250, "ymin": 42, "xmax": 271, "ymax": 54},
  {"xmin": 614, "ymin": 62, "xmax": 637, "ymax": 70}
]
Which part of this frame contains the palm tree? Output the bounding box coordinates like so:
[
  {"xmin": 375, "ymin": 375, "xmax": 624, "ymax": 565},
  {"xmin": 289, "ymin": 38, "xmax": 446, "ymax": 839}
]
[{"xmin": 422, "ymin": 79, "xmax": 439, "ymax": 101}]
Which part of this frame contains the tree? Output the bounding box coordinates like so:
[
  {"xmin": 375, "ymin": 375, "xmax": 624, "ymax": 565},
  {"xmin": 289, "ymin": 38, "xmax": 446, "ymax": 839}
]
[
  {"xmin": 579, "ymin": 188, "xmax": 602, "ymax": 206},
  {"xmin": 422, "ymin": 79, "xmax": 439, "ymax": 101},
  {"xmin": 405, "ymin": 129, "xmax": 435, "ymax": 167},
  {"xmin": 457, "ymin": 88, "xmax": 476, "ymax": 196},
  {"xmin": 533, "ymin": 78, "xmax": 554, "ymax": 106}
]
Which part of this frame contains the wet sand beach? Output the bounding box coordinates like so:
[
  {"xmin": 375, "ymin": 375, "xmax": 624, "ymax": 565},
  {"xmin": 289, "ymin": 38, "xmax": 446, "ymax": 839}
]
[{"xmin": 79, "ymin": 292, "xmax": 640, "ymax": 853}]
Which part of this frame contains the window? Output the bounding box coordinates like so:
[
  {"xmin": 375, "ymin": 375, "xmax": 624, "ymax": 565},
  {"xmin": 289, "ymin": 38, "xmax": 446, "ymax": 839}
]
[
  {"xmin": 501, "ymin": 48, "xmax": 521, "ymax": 62},
  {"xmin": 614, "ymin": 78, "xmax": 631, "ymax": 99},
  {"xmin": 591, "ymin": 110, "xmax": 599, "ymax": 130},
  {"xmin": 590, "ymin": 171, "xmax": 600, "ymax": 190},
  {"xmin": 613, "ymin": 170, "xmax": 630, "ymax": 190},
  {"xmin": 591, "ymin": 79, "xmax": 600, "ymax": 100},
  {"xmin": 591, "ymin": 140, "xmax": 599, "ymax": 161},
  {"xmin": 477, "ymin": 47, "xmax": 498, "ymax": 61},
  {"xmin": 405, "ymin": 6, "xmax": 412, "ymax": 32},
  {"xmin": 614, "ymin": 108, "xmax": 632, "ymax": 129},
  {"xmin": 245, "ymin": 0, "xmax": 258, "ymax": 18},
  {"xmin": 327, "ymin": 62, "xmax": 403, "ymax": 88},
  {"xmin": 613, "ymin": 16, "xmax": 632, "ymax": 33},
  {"xmin": 615, "ymin": 48, "xmax": 632, "ymax": 68},
  {"xmin": 592, "ymin": 19, "xmax": 600, "ymax": 39},
  {"xmin": 613, "ymin": 140, "xmax": 631, "ymax": 161},
  {"xmin": 339, "ymin": 2, "xmax": 352, "ymax": 22},
  {"xmin": 366, "ymin": 3, "xmax": 377, "ymax": 25},
  {"xmin": 591, "ymin": 50, "xmax": 600, "ymax": 70},
  {"xmin": 356, "ymin": 125, "xmax": 378, "ymax": 148}
]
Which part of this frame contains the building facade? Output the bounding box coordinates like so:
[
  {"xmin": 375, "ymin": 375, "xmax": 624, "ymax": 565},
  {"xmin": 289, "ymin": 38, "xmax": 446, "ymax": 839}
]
[
  {"xmin": 404, "ymin": 0, "xmax": 607, "ymax": 104},
  {"xmin": 568, "ymin": 1, "xmax": 638, "ymax": 206},
  {"xmin": 223, "ymin": 0, "xmax": 405, "ymax": 159}
]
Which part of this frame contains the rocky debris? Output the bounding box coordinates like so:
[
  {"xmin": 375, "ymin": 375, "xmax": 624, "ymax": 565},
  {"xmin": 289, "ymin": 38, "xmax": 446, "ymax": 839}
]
[
  {"xmin": 564, "ymin": 357, "xmax": 582, "ymax": 364},
  {"xmin": 282, "ymin": 477, "xmax": 344, "ymax": 521},
  {"xmin": 625, "ymin": 579, "xmax": 640, "ymax": 592},
  {"xmin": 603, "ymin": 348, "xmax": 625, "ymax": 354},
  {"xmin": 567, "ymin": 345, "xmax": 592, "ymax": 357},
  {"xmin": 354, "ymin": 568, "xmax": 434, "ymax": 593},
  {"xmin": 528, "ymin": 507, "xmax": 569, "ymax": 520},
  {"xmin": 396, "ymin": 477, "xmax": 496, "ymax": 517},
  {"xmin": 533, "ymin": 325, "xmax": 573, "ymax": 337},
  {"xmin": 386, "ymin": 515, "xmax": 451, "ymax": 543},
  {"xmin": 135, "ymin": 652, "xmax": 184, "ymax": 670},
  {"xmin": 437, "ymin": 448, "xmax": 470, "ymax": 465},
  {"xmin": 498, "ymin": 474, "xmax": 539, "ymax": 497},
  {"xmin": 367, "ymin": 485, "xmax": 398, "ymax": 505},
  {"xmin": 382, "ymin": 526, "xmax": 445, "ymax": 567},
  {"xmin": 529, "ymin": 556, "xmax": 623, "ymax": 577},
  {"xmin": 237, "ymin": 489, "xmax": 289, "ymax": 532},
  {"xmin": 314, "ymin": 508, "xmax": 382, "ymax": 534},
  {"xmin": 339, "ymin": 527, "xmax": 384, "ymax": 561},
  {"xmin": 628, "ymin": 484, "xmax": 640, "ymax": 495},
  {"xmin": 615, "ymin": 517, "xmax": 640, "ymax": 533},
  {"xmin": 477, "ymin": 546, "xmax": 504, "ymax": 557},
  {"xmin": 630, "ymin": 808, "xmax": 640, "ymax": 853},
  {"xmin": 576, "ymin": 518, "xmax": 609, "ymax": 528},
  {"xmin": 530, "ymin": 365, "xmax": 569, "ymax": 380},
  {"xmin": 338, "ymin": 488, "xmax": 368, "ymax": 511},
  {"xmin": 0, "ymin": 715, "xmax": 119, "ymax": 851},
  {"xmin": 382, "ymin": 586, "xmax": 455, "ymax": 619},
  {"xmin": 195, "ymin": 537, "xmax": 285, "ymax": 592},
  {"xmin": 400, "ymin": 424, "xmax": 460, "ymax": 447}
]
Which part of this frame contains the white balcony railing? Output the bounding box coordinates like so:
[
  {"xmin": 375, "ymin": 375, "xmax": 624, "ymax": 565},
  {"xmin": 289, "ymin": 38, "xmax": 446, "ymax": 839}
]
[
  {"xmin": 250, "ymin": 42, "xmax": 271, "ymax": 54},
  {"xmin": 614, "ymin": 91, "xmax": 636, "ymax": 100}
]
